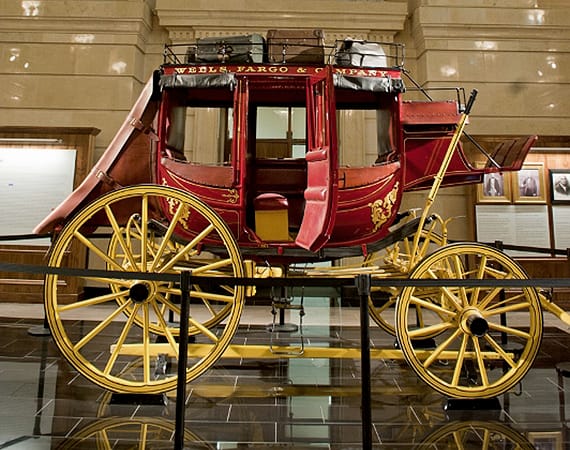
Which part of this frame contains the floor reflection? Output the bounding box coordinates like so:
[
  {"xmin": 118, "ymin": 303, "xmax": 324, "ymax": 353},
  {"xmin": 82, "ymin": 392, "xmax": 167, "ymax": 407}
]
[{"xmin": 0, "ymin": 307, "xmax": 569, "ymax": 448}]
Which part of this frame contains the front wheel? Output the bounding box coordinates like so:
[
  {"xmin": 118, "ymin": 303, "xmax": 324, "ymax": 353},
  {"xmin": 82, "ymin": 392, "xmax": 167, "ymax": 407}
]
[{"xmin": 396, "ymin": 243, "xmax": 542, "ymax": 399}]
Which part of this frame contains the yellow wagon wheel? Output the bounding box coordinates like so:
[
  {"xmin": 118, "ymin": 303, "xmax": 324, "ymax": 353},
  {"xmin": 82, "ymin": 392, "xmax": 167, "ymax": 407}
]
[
  {"xmin": 45, "ymin": 185, "xmax": 245, "ymax": 394},
  {"xmin": 367, "ymin": 229, "xmax": 445, "ymax": 336},
  {"xmin": 414, "ymin": 420, "xmax": 534, "ymax": 449},
  {"xmin": 395, "ymin": 243, "xmax": 542, "ymax": 399}
]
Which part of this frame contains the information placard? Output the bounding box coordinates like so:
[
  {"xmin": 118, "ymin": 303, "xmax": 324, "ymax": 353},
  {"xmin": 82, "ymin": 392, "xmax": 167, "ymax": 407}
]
[
  {"xmin": 0, "ymin": 147, "xmax": 76, "ymax": 245},
  {"xmin": 475, "ymin": 204, "xmax": 550, "ymax": 257},
  {"xmin": 552, "ymin": 205, "xmax": 570, "ymax": 253}
]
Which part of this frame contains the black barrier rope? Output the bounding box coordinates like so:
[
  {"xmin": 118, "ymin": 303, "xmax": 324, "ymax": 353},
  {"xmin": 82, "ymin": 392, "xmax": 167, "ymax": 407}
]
[
  {"xmin": 0, "ymin": 232, "xmax": 117, "ymax": 242},
  {"xmin": 2, "ymin": 259, "xmax": 570, "ymax": 289}
]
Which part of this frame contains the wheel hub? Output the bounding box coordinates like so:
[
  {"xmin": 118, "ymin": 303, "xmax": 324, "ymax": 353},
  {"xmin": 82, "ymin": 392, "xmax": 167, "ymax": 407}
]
[
  {"xmin": 129, "ymin": 281, "xmax": 156, "ymax": 303},
  {"xmin": 459, "ymin": 307, "xmax": 489, "ymax": 337}
]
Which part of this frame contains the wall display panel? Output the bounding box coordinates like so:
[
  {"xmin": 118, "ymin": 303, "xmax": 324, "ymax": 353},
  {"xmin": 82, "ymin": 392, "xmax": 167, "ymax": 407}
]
[
  {"xmin": 475, "ymin": 204, "xmax": 550, "ymax": 257},
  {"xmin": 0, "ymin": 147, "xmax": 76, "ymax": 245},
  {"xmin": 552, "ymin": 205, "xmax": 570, "ymax": 253}
]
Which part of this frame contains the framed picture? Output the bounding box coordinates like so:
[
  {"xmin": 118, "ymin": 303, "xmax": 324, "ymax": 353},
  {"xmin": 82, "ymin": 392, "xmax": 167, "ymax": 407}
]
[
  {"xmin": 477, "ymin": 171, "xmax": 512, "ymax": 203},
  {"xmin": 528, "ymin": 431, "xmax": 562, "ymax": 450},
  {"xmin": 513, "ymin": 163, "xmax": 546, "ymax": 203},
  {"xmin": 550, "ymin": 169, "xmax": 570, "ymax": 204}
]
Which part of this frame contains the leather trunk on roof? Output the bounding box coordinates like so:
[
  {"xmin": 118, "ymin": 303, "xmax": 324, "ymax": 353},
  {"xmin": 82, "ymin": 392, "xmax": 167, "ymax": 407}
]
[
  {"xmin": 191, "ymin": 34, "xmax": 266, "ymax": 64},
  {"xmin": 267, "ymin": 29, "xmax": 325, "ymax": 64}
]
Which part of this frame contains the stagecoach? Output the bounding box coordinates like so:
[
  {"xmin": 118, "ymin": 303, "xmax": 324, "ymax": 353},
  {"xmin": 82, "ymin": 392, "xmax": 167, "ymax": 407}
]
[{"xmin": 33, "ymin": 34, "xmax": 563, "ymax": 400}]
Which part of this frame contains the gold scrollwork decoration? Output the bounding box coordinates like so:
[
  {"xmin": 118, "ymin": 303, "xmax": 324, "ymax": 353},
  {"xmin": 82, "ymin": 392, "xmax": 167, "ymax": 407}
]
[
  {"xmin": 369, "ymin": 182, "xmax": 399, "ymax": 232},
  {"xmin": 223, "ymin": 189, "xmax": 239, "ymax": 204},
  {"xmin": 161, "ymin": 179, "xmax": 191, "ymax": 230}
]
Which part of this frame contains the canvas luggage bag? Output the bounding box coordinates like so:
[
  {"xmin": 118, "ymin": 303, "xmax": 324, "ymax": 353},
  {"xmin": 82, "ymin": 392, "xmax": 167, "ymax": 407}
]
[
  {"xmin": 190, "ymin": 34, "xmax": 265, "ymax": 63},
  {"xmin": 335, "ymin": 39, "xmax": 387, "ymax": 68},
  {"xmin": 267, "ymin": 29, "xmax": 325, "ymax": 64}
]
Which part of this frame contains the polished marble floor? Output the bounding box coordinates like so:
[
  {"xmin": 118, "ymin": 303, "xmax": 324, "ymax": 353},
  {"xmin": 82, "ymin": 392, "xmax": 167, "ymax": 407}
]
[{"xmin": 0, "ymin": 299, "xmax": 569, "ymax": 449}]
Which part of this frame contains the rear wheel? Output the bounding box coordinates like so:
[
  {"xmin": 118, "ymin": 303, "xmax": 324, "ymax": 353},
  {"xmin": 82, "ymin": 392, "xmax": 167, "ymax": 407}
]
[{"xmin": 45, "ymin": 185, "xmax": 245, "ymax": 394}]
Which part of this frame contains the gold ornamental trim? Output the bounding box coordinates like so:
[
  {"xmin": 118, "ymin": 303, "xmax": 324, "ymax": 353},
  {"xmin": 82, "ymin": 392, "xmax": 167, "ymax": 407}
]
[
  {"xmin": 369, "ymin": 182, "xmax": 399, "ymax": 232},
  {"xmin": 223, "ymin": 189, "xmax": 239, "ymax": 204},
  {"xmin": 162, "ymin": 179, "xmax": 191, "ymax": 230}
]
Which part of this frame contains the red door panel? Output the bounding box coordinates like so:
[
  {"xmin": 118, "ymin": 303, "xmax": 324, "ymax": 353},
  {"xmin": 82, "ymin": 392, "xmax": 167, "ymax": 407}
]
[{"xmin": 295, "ymin": 68, "xmax": 338, "ymax": 252}]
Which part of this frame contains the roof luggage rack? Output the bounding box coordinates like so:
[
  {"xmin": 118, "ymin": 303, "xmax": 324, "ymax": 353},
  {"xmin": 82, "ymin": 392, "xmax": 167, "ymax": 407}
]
[{"xmin": 162, "ymin": 31, "xmax": 405, "ymax": 69}]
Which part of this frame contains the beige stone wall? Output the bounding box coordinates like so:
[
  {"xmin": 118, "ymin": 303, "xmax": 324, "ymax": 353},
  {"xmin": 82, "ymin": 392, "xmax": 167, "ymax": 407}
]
[
  {"xmin": 0, "ymin": 0, "xmax": 166, "ymax": 153},
  {"xmin": 0, "ymin": 0, "xmax": 568, "ymax": 240}
]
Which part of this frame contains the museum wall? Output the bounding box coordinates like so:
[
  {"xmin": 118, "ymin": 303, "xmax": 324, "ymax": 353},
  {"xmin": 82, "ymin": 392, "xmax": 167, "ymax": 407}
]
[{"xmin": 0, "ymin": 0, "xmax": 569, "ymax": 244}]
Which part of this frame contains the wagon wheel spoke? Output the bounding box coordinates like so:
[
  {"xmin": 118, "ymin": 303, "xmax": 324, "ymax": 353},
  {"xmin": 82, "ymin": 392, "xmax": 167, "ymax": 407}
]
[
  {"xmin": 58, "ymin": 290, "xmax": 129, "ymax": 312},
  {"xmin": 396, "ymin": 243, "xmax": 542, "ymax": 399},
  {"xmin": 149, "ymin": 202, "xmax": 188, "ymax": 272},
  {"xmin": 423, "ymin": 328, "xmax": 462, "ymax": 369},
  {"xmin": 451, "ymin": 334, "xmax": 469, "ymax": 387},
  {"xmin": 158, "ymin": 225, "xmax": 216, "ymax": 273},
  {"xmin": 104, "ymin": 204, "xmax": 139, "ymax": 270},
  {"xmin": 104, "ymin": 305, "xmax": 141, "ymax": 375},
  {"xmin": 73, "ymin": 302, "xmax": 131, "ymax": 352}
]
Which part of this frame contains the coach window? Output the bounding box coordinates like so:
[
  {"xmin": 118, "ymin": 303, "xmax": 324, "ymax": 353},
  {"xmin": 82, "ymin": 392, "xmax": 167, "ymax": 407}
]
[{"xmin": 256, "ymin": 107, "xmax": 306, "ymax": 159}]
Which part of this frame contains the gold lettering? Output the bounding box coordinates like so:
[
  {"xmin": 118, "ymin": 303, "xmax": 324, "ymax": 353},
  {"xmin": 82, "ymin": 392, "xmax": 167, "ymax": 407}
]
[{"xmin": 297, "ymin": 67, "xmax": 307, "ymax": 73}]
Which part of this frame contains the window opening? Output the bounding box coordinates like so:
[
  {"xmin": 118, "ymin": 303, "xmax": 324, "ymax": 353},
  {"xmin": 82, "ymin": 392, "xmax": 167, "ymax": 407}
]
[
  {"xmin": 336, "ymin": 104, "xmax": 395, "ymax": 166},
  {"xmin": 255, "ymin": 107, "xmax": 306, "ymax": 159},
  {"xmin": 163, "ymin": 89, "xmax": 233, "ymax": 165}
]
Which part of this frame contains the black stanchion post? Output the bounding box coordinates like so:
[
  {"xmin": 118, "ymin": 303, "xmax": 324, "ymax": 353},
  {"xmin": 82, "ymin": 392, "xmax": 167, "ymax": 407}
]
[
  {"xmin": 174, "ymin": 270, "xmax": 191, "ymax": 450},
  {"xmin": 356, "ymin": 273, "xmax": 372, "ymax": 450},
  {"xmin": 493, "ymin": 241, "xmax": 509, "ymax": 346}
]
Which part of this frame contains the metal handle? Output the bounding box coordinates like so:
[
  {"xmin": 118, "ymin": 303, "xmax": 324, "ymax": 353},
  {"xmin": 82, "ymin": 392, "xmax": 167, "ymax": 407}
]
[{"xmin": 464, "ymin": 89, "xmax": 478, "ymax": 115}]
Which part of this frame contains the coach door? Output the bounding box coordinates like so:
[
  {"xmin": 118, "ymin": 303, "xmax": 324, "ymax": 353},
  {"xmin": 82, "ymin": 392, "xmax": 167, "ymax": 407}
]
[{"xmin": 295, "ymin": 67, "xmax": 339, "ymax": 252}]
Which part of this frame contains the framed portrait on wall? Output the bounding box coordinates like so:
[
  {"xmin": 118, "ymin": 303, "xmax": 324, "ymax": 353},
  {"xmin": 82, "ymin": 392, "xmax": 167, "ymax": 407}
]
[
  {"xmin": 513, "ymin": 163, "xmax": 546, "ymax": 203},
  {"xmin": 550, "ymin": 169, "xmax": 570, "ymax": 204},
  {"xmin": 476, "ymin": 171, "xmax": 512, "ymax": 203}
]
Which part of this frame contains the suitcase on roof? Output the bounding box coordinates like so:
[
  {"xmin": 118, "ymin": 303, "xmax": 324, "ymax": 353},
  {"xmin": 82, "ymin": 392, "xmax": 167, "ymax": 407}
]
[
  {"xmin": 335, "ymin": 39, "xmax": 388, "ymax": 68},
  {"xmin": 188, "ymin": 34, "xmax": 265, "ymax": 63},
  {"xmin": 267, "ymin": 29, "xmax": 325, "ymax": 64}
]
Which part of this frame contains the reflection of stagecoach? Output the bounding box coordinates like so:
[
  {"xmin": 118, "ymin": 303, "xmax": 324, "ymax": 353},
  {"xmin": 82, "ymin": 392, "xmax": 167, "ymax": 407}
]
[{"xmin": 33, "ymin": 33, "xmax": 564, "ymax": 400}]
